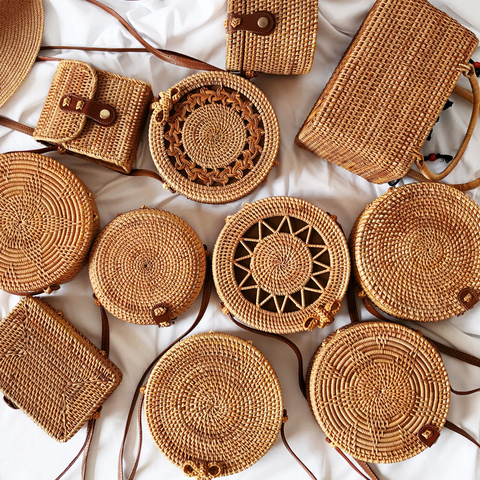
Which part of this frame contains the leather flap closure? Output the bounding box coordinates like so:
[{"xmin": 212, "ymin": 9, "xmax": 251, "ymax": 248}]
[
  {"xmin": 33, "ymin": 60, "xmax": 98, "ymax": 144},
  {"xmin": 458, "ymin": 287, "xmax": 479, "ymax": 312},
  {"xmin": 226, "ymin": 11, "xmax": 275, "ymax": 35},
  {"xmin": 60, "ymin": 94, "xmax": 116, "ymax": 126},
  {"xmin": 417, "ymin": 425, "xmax": 440, "ymax": 447}
]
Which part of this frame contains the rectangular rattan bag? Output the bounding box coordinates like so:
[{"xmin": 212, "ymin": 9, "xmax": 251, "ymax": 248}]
[
  {"xmin": 0, "ymin": 296, "xmax": 122, "ymax": 442},
  {"xmin": 295, "ymin": 0, "xmax": 479, "ymax": 184},
  {"xmin": 33, "ymin": 59, "xmax": 153, "ymax": 173},
  {"xmin": 225, "ymin": 0, "xmax": 318, "ymax": 76}
]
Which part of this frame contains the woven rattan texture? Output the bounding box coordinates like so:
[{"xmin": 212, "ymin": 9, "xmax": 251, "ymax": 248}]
[
  {"xmin": 225, "ymin": 0, "xmax": 318, "ymax": 75},
  {"xmin": 0, "ymin": 296, "xmax": 122, "ymax": 442},
  {"xmin": 145, "ymin": 332, "xmax": 283, "ymax": 478},
  {"xmin": 350, "ymin": 183, "xmax": 480, "ymax": 322},
  {"xmin": 295, "ymin": 0, "xmax": 479, "ymax": 183},
  {"xmin": 0, "ymin": 0, "xmax": 44, "ymax": 108},
  {"xmin": 88, "ymin": 207, "xmax": 206, "ymax": 325},
  {"xmin": 0, "ymin": 152, "xmax": 99, "ymax": 295},
  {"xmin": 308, "ymin": 322, "xmax": 450, "ymax": 464},
  {"xmin": 213, "ymin": 197, "xmax": 350, "ymax": 334},
  {"xmin": 149, "ymin": 71, "xmax": 279, "ymax": 204},
  {"xmin": 34, "ymin": 60, "xmax": 153, "ymax": 173}
]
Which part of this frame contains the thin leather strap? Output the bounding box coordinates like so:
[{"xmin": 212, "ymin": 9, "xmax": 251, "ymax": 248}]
[
  {"xmin": 326, "ymin": 439, "xmax": 377, "ymax": 480},
  {"xmin": 118, "ymin": 253, "xmax": 213, "ymax": 480},
  {"xmin": 84, "ymin": 0, "xmax": 221, "ymax": 72},
  {"xmin": 226, "ymin": 311, "xmax": 307, "ymax": 399},
  {"xmin": 445, "ymin": 420, "xmax": 480, "ymax": 449},
  {"xmin": 129, "ymin": 169, "xmax": 164, "ymax": 183},
  {"xmin": 280, "ymin": 410, "xmax": 317, "ymax": 480},
  {"xmin": 0, "ymin": 115, "xmax": 35, "ymax": 136}
]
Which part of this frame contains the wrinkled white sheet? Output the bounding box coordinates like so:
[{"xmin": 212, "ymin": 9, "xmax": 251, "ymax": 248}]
[{"xmin": 1, "ymin": 1, "xmax": 480, "ymax": 479}]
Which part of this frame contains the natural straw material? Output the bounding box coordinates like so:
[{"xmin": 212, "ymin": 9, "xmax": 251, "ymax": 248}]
[
  {"xmin": 0, "ymin": 152, "xmax": 99, "ymax": 295},
  {"xmin": 295, "ymin": 0, "xmax": 479, "ymax": 184},
  {"xmin": 145, "ymin": 332, "xmax": 283, "ymax": 478},
  {"xmin": 350, "ymin": 182, "xmax": 480, "ymax": 322},
  {"xmin": 0, "ymin": 0, "xmax": 44, "ymax": 108},
  {"xmin": 149, "ymin": 71, "xmax": 279, "ymax": 204},
  {"xmin": 213, "ymin": 197, "xmax": 350, "ymax": 334},
  {"xmin": 88, "ymin": 207, "xmax": 206, "ymax": 325},
  {"xmin": 308, "ymin": 322, "xmax": 450, "ymax": 464},
  {"xmin": 0, "ymin": 296, "xmax": 122, "ymax": 442},
  {"xmin": 225, "ymin": 0, "xmax": 318, "ymax": 76},
  {"xmin": 34, "ymin": 60, "xmax": 153, "ymax": 173}
]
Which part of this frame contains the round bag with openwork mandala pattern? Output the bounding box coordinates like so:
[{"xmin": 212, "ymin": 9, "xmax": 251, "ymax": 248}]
[
  {"xmin": 213, "ymin": 196, "xmax": 350, "ymax": 334},
  {"xmin": 350, "ymin": 182, "xmax": 480, "ymax": 322},
  {"xmin": 0, "ymin": 152, "xmax": 99, "ymax": 295},
  {"xmin": 144, "ymin": 332, "xmax": 284, "ymax": 478},
  {"xmin": 307, "ymin": 321, "xmax": 450, "ymax": 464},
  {"xmin": 149, "ymin": 71, "xmax": 279, "ymax": 204},
  {"xmin": 88, "ymin": 207, "xmax": 206, "ymax": 326}
]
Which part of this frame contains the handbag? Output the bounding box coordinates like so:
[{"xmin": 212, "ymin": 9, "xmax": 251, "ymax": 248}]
[
  {"xmin": 295, "ymin": 0, "xmax": 480, "ymax": 186},
  {"xmin": 225, "ymin": 0, "xmax": 318, "ymax": 77}
]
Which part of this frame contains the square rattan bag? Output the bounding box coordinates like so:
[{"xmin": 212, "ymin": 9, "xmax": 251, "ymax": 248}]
[
  {"xmin": 225, "ymin": 0, "xmax": 318, "ymax": 77},
  {"xmin": 0, "ymin": 296, "xmax": 122, "ymax": 442},
  {"xmin": 33, "ymin": 59, "xmax": 153, "ymax": 173},
  {"xmin": 295, "ymin": 0, "xmax": 479, "ymax": 184}
]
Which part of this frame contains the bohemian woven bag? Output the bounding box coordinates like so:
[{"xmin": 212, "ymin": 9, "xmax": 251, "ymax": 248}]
[
  {"xmin": 225, "ymin": 0, "xmax": 318, "ymax": 77},
  {"xmin": 295, "ymin": 0, "xmax": 480, "ymax": 186},
  {"xmin": 0, "ymin": 152, "xmax": 99, "ymax": 295},
  {"xmin": 213, "ymin": 196, "xmax": 350, "ymax": 333},
  {"xmin": 88, "ymin": 207, "xmax": 207, "ymax": 326},
  {"xmin": 349, "ymin": 182, "xmax": 480, "ymax": 322}
]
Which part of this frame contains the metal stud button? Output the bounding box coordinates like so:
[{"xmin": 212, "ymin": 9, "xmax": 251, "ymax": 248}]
[
  {"xmin": 100, "ymin": 109, "xmax": 111, "ymax": 120},
  {"xmin": 257, "ymin": 17, "xmax": 269, "ymax": 28}
]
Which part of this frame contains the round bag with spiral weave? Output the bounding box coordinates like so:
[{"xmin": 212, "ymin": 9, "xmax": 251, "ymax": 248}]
[
  {"xmin": 144, "ymin": 331, "xmax": 284, "ymax": 479},
  {"xmin": 213, "ymin": 196, "xmax": 350, "ymax": 334},
  {"xmin": 307, "ymin": 321, "xmax": 450, "ymax": 464},
  {"xmin": 350, "ymin": 182, "xmax": 480, "ymax": 322},
  {"xmin": 88, "ymin": 207, "xmax": 206, "ymax": 326},
  {"xmin": 149, "ymin": 71, "xmax": 279, "ymax": 204},
  {"xmin": 0, "ymin": 152, "xmax": 99, "ymax": 295}
]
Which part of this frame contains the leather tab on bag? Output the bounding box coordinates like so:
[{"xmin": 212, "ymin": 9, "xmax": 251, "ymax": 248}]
[
  {"xmin": 3, "ymin": 396, "xmax": 19, "ymax": 410},
  {"xmin": 226, "ymin": 12, "xmax": 275, "ymax": 36},
  {"xmin": 417, "ymin": 425, "xmax": 440, "ymax": 447},
  {"xmin": 60, "ymin": 94, "xmax": 116, "ymax": 126},
  {"xmin": 458, "ymin": 287, "xmax": 479, "ymax": 311},
  {"xmin": 151, "ymin": 304, "xmax": 174, "ymax": 327}
]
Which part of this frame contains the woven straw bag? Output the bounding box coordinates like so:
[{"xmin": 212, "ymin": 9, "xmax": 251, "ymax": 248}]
[
  {"xmin": 144, "ymin": 332, "xmax": 284, "ymax": 479},
  {"xmin": 149, "ymin": 71, "xmax": 279, "ymax": 204},
  {"xmin": 33, "ymin": 59, "xmax": 153, "ymax": 174},
  {"xmin": 0, "ymin": 296, "xmax": 122, "ymax": 442},
  {"xmin": 88, "ymin": 207, "xmax": 207, "ymax": 326},
  {"xmin": 295, "ymin": 0, "xmax": 480, "ymax": 185},
  {"xmin": 225, "ymin": 0, "xmax": 318, "ymax": 77},
  {"xmin": 307, "ymin": 321, "xmax": 450, "ymax": 465},
  {"xmin": 213, "ymin": 196, "xmax": 350, "ymax": 334},
  {"xmin": 350, "ymin": 182, "xmax": 480, "ymax": 322},
  {"xmin": 0, "ymin": 151, "xmax": 99, "ymax": 296}
]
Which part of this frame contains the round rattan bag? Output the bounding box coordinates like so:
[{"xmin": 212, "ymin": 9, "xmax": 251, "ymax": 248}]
[
  {"xmin": 0, "ymin": 152, "xmax": 99, "ymax": 295},
  {"xmin": 213, "ymin": 197, "xmax": 350, "ymax": 334},
  {"xmin": 307, "ymin": 321, "xmax": 450, "ymax": 464},
  {"xmin": 144, "ymin": 332, "xmax": 283, "ymax": 478},
  {"xmin": 149, "ymin": 71, "xmax": 279, "ymax": 204},
  {"xmin": 88, "ymin": 207, "xmax": 206, "ymax": 325},
  {"xmin": 350, "ymin": 182, "xmax": 480, "ymax": 322}
]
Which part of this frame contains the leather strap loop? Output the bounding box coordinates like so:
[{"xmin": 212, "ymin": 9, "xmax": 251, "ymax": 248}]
[
  {"xmin": 226, "ymin": 11, "xmax": 276, "ymax": 36},
  {"xmin": 60, "ymin": 94, "xmax": 116, "ymax": 126}
]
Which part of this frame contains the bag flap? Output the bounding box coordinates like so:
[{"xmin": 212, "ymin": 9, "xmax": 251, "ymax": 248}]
[{"xmin": 33, "ymin": 60, "xmax": 98, "ymax": 144}]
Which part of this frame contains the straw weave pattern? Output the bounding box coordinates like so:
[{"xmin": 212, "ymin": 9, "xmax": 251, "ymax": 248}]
[
  {"xmin": 295, "ymin": 0, "xmax": 479, "ymax": 183},
  {"xmin": 350, "ymin": 183, "xmax": 480, "ymax": 322},
  {"xmin": 226, "ymin": 0, "xmax": 318, "ymax": 75},
  {"xmin": 0, "ymin": 152, "xmax": 99, "ymax": 295},
  {"xmin": 89, "ymin": 207, "xmax": 206, "ymax": 324},
  {"xmin": 308, "ymin": 322, "xmax": 450, "ymax": 463},
  {"xmin": 213, "ymin": 197, "xmax": 350, "ymax": 333},
  {"xmin": 145, "ymin": 332, "xmax": 283, "ymax": 478},
  {"xmin": 0, "ymin": 297, "xmax": 122, "ymax": 442}
]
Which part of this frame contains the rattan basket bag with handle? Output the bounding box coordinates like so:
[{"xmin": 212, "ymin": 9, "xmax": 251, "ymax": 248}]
[
  {"xmin": 295, "ymin": 0, "xmax": 480, "ymax": 186},
  {"xmin": 350, "ymin": 182, "xmax": 480, "ymax": 322},
  {"xmin": 0, "ymin": 151, "xmax": 99, "ymax": 296},
  {"xmin": 225, "ymin": 0, "xmax": 318, "ymax": 77},
  {"xmin": 213, "ymin": 196, "xmax": 350, "ymax": 334},
  {"xmin": 88, "ymin": 206, "xmax": 207, "ymax": 326}
]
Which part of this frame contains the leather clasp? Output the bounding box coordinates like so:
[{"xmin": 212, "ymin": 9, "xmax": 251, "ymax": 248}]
[
  {"xmin": 458, "ymin": 288, "xmax": 479, "ymax": 312},
  {"xmin": 60, "ymin": 94, "xmax": 116, "ymax": 126},
  {"xmin": 226, "ymin": 11, "xmax": 275, "ymax": 36},
  {"xmin": 417, "ymin": 425, "xmax": 440, "ymax": 447},
  {"xmin": 151, "ymin": 304, "xmax": 174, "ymax": 327}
]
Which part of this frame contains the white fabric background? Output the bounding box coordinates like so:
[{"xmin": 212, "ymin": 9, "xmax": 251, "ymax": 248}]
[{"xmin": 1, "ymin": 1, "xmax": 480, "ymax": 479}]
